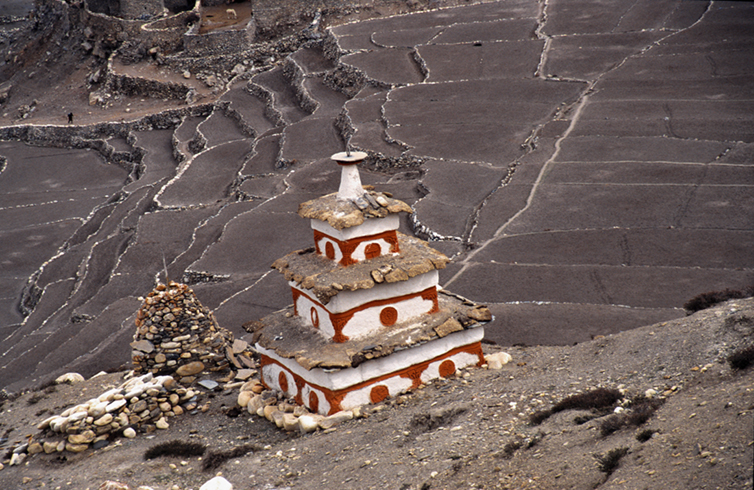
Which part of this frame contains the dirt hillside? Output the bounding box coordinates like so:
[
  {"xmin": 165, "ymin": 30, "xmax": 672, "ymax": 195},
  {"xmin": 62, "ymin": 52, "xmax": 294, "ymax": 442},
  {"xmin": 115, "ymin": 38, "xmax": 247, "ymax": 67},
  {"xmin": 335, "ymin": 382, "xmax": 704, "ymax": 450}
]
[{"xmin": 1, "ymin": 297, "xmax": 752, "ymax": 489}]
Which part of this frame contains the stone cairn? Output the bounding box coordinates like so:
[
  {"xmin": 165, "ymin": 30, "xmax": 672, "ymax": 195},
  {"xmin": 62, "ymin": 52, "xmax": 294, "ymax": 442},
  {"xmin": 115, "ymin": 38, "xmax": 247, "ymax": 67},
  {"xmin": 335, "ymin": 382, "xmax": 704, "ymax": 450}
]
[
  {"xmin": 131, "ymin": 281, "xmax": 255, "ymax": 383},
  {"xmin": 19, "ymin": 282, "xmax": 259, "ymax": 458},
  {"xmin": 32, "ymin": 373, "xmax": 203, "ymax": 456}
]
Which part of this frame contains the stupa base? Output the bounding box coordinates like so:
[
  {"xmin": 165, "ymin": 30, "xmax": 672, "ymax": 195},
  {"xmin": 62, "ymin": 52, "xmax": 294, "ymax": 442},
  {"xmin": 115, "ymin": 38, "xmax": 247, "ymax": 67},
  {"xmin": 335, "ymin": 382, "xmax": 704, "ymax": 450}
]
[{"xmin": 256, "ymin": 327, "xmax": 484, "ymax": 415}]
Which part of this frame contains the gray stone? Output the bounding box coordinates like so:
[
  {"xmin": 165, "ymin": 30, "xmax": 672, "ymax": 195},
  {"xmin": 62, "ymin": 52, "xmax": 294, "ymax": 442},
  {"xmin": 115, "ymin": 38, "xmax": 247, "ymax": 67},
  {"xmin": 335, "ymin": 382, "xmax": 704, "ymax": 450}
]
[
  {"xmin": 198, "ymin": 379, "xmax": 219, "ymax": 390},
  {"xmin": 130, "ymin": 340, "xmax": 155, "ymax": 353}
]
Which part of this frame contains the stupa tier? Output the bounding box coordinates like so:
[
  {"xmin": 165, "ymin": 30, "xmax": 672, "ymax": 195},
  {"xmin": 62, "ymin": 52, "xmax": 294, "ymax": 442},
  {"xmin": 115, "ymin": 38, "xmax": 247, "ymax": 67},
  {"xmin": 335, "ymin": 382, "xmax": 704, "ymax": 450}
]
[{"xmin": 248, "ymin": 151, "xmax": 490, "ymax": 415}]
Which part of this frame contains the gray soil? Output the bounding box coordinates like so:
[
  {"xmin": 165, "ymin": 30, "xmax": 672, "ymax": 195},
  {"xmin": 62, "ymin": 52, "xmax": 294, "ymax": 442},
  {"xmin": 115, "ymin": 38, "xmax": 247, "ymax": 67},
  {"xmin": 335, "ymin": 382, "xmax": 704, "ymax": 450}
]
[{"xmin": 1, "ymin": 298, "xmax": 753, "ymax": 489}]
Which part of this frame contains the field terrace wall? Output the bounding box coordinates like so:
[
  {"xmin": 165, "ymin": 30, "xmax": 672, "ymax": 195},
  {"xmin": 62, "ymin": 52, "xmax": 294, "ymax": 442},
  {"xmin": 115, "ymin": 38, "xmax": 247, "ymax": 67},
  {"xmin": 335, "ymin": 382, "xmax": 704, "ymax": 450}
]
[
  {"xmin": 80, "ymin": 4, "xmax": 146, "ymax": 39},
  {"xmin": 86, "ymin": 0, "xmax": 166, "ymax": 20},
  {"xmin": 182, "ymin": 17, "xmax": 256, "ymax": 57},
  {"xmin": 0, "ymin": 105, "xmax": 212, "ymax": 173},
  {"xmin": 137, "ymin": 10, "xmax": 199, "ymax": 55}
]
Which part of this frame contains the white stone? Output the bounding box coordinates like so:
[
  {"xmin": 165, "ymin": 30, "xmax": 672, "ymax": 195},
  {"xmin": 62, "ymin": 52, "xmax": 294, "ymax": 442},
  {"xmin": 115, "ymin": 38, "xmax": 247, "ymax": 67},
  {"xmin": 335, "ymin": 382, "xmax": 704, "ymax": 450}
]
[
  {"xmin": 37, "ymin": 415, "xmax": 59, "ymax": 430},
  {"xmin": 56, "ymin": 372, "xmax": 85, "ymax": 384},
  {"xmin": 123, "ymin": 427, "xmax": 137, "ymax": 438},
  {"xmin": 98, "ymin": 388, "xmax": 121, "ymax": 402},
  {"xmin": 485, "ymin": 352, "xmax": 512, "ymax": 370},
  {"xmin": 247, "ymin": 395, "xmax": 264, "ymax": 415},
  {"xmin": 298, "ymin": 415, "xmax": 321, "ymax": 433},
  {"xmin": 89, "ymin": 401, "xmax": 109, "ymax": 417},
  {"xmin": 319, "ymin": 410, "xmax": 353, "ymax": 429},
  {"xmin": 155, "ymin": 417, "xmax": 169, "ymax": 429},
  {"xmin": 9, "ymin": 452, "xmax": 25, "ymax": 466},
  {"xmin": 106, "ymin": 399, "xmax": 127, "ymax": 412},
  {"xmin": 199, "ymin": 476, "xmax": 233, "ymax": 490},
  {"xmin": 68, "ymin": 411, "xmax": 87, "ymax": 422},
  {"xmin": 237, "ymin": 391, "xmax": 253, "ymax": 408}
]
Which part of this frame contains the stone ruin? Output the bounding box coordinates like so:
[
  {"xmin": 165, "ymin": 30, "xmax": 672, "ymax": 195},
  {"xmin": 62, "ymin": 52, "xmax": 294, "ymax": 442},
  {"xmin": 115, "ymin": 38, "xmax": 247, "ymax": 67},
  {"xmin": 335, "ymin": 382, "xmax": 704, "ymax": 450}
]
[{"xmin": 130, "ymin": 281, "xmax": 256, "ymax": 383}]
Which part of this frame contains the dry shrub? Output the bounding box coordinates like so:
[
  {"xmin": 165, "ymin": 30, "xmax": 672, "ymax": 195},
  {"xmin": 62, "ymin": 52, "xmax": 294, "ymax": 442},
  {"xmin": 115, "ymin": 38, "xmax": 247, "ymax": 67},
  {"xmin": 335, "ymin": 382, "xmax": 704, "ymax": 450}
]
[
  {"xmin": 144, "ymin": 440, "xmax": 206, "ymax": 460},
  {"xmin": 496, "ymin": 440, "xmax": 522, "ymax": 460},
  {"xmin": 530, "ymin": 388, "xmax": 622, "ymax": 425},
  {"xmin": 636, "ymin": 429, "xmax": 656, "ymax": 442},
  {"xmin": 202, "ymin": 443, "xmax": 259, "ymax": 471},
  {"xmin": 595, "ymin": 447, "xmax": 629, "ymax": 475},
  {"xmin": 684, "ymin": 286, "xmax": 754, "ymax": 313},
  {"xmin": 600, "ymin": 397, "xmax": 664, "ymax": 436},
  {"xmin": 529, "ymin": 409, "xmax": 552, "ymax": 425},
  {"xmin": 728, "ymin": 344, "xmax": 754, "ymax": 370}
]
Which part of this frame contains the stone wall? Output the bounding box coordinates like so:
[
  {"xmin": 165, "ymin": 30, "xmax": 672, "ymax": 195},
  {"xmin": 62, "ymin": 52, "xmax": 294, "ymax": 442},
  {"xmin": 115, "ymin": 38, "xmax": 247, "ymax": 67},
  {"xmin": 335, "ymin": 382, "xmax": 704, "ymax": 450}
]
[
  {"xmin": 120, "ymin": 0, "xmax": 166, "ymax": 20},
  {"xmin": 182, "ymin": 17, "xmax": 256, "ymax": 56}
]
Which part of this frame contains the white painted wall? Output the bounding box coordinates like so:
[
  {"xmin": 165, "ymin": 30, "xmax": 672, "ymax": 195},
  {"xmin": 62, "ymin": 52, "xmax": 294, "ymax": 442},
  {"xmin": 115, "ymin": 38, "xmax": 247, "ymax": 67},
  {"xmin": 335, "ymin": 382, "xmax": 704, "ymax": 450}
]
[
  {"xmin": 311, "ymin": 214, "xmax": 399, "ymax": 241},
  {"xmin": 256, "ymin": 327, "xmax": 484, "ymax": 392}
]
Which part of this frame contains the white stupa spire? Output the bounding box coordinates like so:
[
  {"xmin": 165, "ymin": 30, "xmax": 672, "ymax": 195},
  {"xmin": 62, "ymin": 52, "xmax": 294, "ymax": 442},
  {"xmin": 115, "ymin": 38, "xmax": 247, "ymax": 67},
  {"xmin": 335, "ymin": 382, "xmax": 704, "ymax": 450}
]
[{"xmin": 331, "ymin": 151, "xmax": 368, "ymax": 201}]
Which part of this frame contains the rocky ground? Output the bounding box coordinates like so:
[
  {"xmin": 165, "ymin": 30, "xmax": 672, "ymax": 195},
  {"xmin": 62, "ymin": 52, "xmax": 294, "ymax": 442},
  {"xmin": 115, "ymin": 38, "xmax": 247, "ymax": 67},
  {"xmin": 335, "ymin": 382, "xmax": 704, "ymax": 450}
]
[{"xmin": 1, "ymin": 297, "xmax": 753, "ymax": 489}]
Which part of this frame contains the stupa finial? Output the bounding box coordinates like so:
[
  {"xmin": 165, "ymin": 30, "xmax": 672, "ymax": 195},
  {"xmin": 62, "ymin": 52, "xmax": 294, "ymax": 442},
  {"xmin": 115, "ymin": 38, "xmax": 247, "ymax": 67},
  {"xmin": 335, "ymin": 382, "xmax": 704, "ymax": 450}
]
[{"xmin": 331, "ymin": 150, "xmax": 368, "ymax": 201}]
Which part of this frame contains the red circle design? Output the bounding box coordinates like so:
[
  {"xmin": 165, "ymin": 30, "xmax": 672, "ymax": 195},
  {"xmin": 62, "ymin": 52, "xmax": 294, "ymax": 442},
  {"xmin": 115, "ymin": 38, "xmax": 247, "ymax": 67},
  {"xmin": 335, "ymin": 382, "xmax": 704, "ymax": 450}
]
[
  {"xmin": 438, "ymin": 359, "xmax": 456, "ymax": 378},
  {"xmin": 380, "ymin": 307, "xmax": 398, "ymax": 326},
  {"xmin": 308, "ymin": 391, "xmax": 319, "ymax": 413},
  {"xmin": 325, "ymin": 241, "xmax": 336, "ymax": 260},
  {"xmin": 278, "ymin": 371, "xmax": 289, "ymax": 393},
  {"xmin": 370, "ymin": 385, "xmax": 390, "ymax": 404},
  {"xmin": 365, "ymin": 242, "xmax": 381, "ymax": 260},
  {"xmin": 311, "ymin": 307, "xmax": 319, "ymax": 329}
]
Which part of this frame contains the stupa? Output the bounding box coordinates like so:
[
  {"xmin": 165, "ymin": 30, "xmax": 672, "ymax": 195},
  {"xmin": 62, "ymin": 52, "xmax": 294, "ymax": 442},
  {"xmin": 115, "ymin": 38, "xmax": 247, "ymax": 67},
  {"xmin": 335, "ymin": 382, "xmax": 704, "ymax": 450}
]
[{"xmin": 247, "ymin": 151, "xmax": 491, "ymax": 415}]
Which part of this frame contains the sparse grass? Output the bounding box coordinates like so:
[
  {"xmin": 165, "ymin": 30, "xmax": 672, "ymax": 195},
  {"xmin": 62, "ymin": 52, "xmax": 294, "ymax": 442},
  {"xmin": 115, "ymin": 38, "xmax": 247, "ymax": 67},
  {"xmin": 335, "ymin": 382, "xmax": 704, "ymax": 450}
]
[
  {"xmin": 600, "ymin": 397, "xmax": 665, "ymax": 437},
  {"xmin": 202, "ymin": 443, "xmax": 259, "ymax": 471},
  {"xmin": 595, "ymin": 447, "xmax": 629, "ymax": 475},
  {"xmin": 552, "ymin": 388, "xmax": 622, "ymax": 412},
  {"xmin": 684, "ymin": 286, "xmax": 754, "ymax": 314},
  {"xmin": 144, "ymin": 440, "xmax": 206, "ymax": 460},
  {"xmin": 497, "ymin": 440, "xmax": 522, "ymax": 459},
  {"xmin": 573, "ymin": 414, "xmax": 599, "ymax": 425},
  {"xmin": 27, "ymin": 393, "xmax": 45, "ymax": 405},
  {"xmin": 636, "ymin": 429, "xmax": 656, "ymax": 442},
  {"xmin": 529, "ymin": 409, "xmax": 552, "ymax": 426},
  {"xmin": 728, "ymin": 344, "xmax": 754, "ymax": 370},
  {"xmin": 598, "ymin": 415, "xmax": 624, "ymax": 436},
  {"xmin": 529, "ymin": 388, "xmax": 622, "ymax": 425}
]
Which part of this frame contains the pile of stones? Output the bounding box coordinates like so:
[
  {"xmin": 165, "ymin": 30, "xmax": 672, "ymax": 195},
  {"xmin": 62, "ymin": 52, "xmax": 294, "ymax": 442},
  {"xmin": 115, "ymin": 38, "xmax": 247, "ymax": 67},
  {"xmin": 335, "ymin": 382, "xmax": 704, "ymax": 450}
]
[
  {"xmin": 131, "ymin": 281, "xmax": 255, "ymax": 383},
  {"xmin": 235, "ymin": 379, "xmax": 363, "ymax": 434},
  {"xmin": 32, "ymin": 373, "xmax": 204, "ymax": 455}
]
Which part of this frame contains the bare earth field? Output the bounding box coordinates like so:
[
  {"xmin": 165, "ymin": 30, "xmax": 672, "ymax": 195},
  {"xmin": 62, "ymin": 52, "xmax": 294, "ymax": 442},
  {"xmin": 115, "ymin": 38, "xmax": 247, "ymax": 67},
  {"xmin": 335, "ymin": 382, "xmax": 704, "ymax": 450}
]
[{"xmin": 0, "ymin": 0, "xmax": 753, "ymax": 488}]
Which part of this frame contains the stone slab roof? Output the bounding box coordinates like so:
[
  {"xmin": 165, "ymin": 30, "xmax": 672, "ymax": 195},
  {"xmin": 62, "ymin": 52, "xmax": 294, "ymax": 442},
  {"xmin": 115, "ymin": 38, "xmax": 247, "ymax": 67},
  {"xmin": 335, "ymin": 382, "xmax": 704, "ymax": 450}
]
[
  {"xmin": 271, "ymin": 232, "xmax": 450, "ymax": 305},
  {"xmin": 244, "ymin": 290, "xmax": 492, "ymax": 370},
  {"xmin": 298, "ymin": 189, "xmax": 413, "ymax": 230}
]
